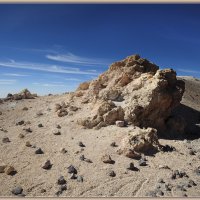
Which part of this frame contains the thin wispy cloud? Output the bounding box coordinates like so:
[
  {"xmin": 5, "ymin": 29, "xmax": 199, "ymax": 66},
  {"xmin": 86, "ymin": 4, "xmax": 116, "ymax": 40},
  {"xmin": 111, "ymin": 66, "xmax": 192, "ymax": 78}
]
[
  {"xmin": 0, "ymin": 79, "xmax": 16, "ymax": 85},
  {"xmin": 32, "ymin": 82, "xmax": 65, "ymax": 87},
  {"xmin": 3, "ymin": 73, "xmax": 30, "ymax": 77},
  {"xmin": 177, "ymin": 68, "xmax": 200, "ymax": 74},
  {"xmin": 65, "ymin": 78, "xmax": 82, "ymax": 81},
  {"xmin": 0, "ymin": 60, "xmax": 99, "ymax": 75},
  {"xmin": 46, "ymin": 52, "xmax": 111, "ymax": 66}
]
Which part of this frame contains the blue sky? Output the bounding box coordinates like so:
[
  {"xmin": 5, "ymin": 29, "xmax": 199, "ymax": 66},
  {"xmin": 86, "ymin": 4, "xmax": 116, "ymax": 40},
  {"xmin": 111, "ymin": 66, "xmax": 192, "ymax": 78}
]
[{"xmin": 0, "ymin": 4, "xmax": 200, "ymax": 97}]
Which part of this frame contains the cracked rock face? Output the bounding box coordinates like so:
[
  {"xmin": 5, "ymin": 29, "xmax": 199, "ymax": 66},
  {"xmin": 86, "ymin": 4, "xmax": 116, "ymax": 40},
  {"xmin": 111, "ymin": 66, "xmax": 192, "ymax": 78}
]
[{"xmin": 76, "ymin": 54, "xmax": 185, "ymax": 132}]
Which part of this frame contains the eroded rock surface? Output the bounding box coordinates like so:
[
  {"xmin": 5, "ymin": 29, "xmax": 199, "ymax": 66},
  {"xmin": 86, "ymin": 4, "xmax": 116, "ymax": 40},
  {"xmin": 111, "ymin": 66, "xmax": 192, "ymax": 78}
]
[{"xmin": 76, "ymin": 54, "xmax": 185, "ymax": 132}]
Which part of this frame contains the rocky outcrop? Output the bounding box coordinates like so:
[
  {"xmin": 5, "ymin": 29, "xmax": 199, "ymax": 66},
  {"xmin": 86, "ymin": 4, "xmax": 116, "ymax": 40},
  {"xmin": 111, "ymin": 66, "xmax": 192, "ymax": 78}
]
[
  {"xmin": 117, "ymin": 127, "xmax": 161, "ymax": 158},
  {"xmin": 76, "ymin": 54, "xmax": 185, "ymax": 132},
  {"xmin": 5, "ymin": 89, "xmax": 37, "ymax": 101}
]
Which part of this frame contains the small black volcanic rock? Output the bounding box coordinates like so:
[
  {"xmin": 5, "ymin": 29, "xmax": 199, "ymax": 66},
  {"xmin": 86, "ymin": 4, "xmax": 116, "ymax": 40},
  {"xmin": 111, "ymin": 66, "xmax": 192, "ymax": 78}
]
[
  {"xmin": 41, "ymin": 189, "xmax": 46, "ymax": 193},
  {"xmin": 138, "ymin": 158, "xmax": 147, "ymax": 166},
  {"xmin": 42, "ymin": 160, "xmax": 52, "ymax": 170},
  {"xmin": 84, "ymin": 158, "xmax": 93, "ymax": 163},
  {"xmin": 110, "ymin": 142, "xmax": 117, "ymax": 147},
  {"xmin": 53, "ymin": 130, "xmax": 61, "ymax": 135},
  {"xmin": 22, "ymin": 107, "xmax": 28, "ymax": 111},
  {"xmin": 67, "ymin": 165, "xmax": 77, "ymax": 174},
  {"xmin": 2, "ymin": 137, "xmax": 10, "ymax": 143},
  {"xmin": 189, "ymin": 149, "xmax": 196, "ymax": 155},
  {"xmin": 24, "ymin": 127, "xmax": 32, "ymax": 133},
  {"xmin": 195, "ymin": 167, "xmax": 200, "ymax": 176},
  {"xmin": 160, "ymin": 145, "xmax": 175, "ymax": 152},
  {"xmin": 35, "ymin": 148, "xmax": 44, "ymax": 154},
  {"xmin": 78, "ymin": 141, "xmax": 85, "ymax": 147},
  {"xmin": 56, "ymin": 125, "xmax": 61, "ymax": 129},
  {"xmin": 38, "ymin": 123, "xmax": 43, "ymax": 128},
  {"xmin": 70, "ymin": 173, "xmax": 77, "ymax": 179},
  {"xmin": 156, "ymin": 189, "xmax": 164, "ymax": 196},
  {"xmin": 16, "ymin": 120, "xmax": 24, "ymax": 126},
  {"xmin": 57, "ymin": 176, "xmax": 66, "ymax": 185},
  {"xmin": 80, "ymin": 155, "xmax": 85, "ymax": 161},
  {"xmin": 108, "ymin": 170, "xmax": 116, "ymax": 177},
  {"xmin": 158, "ymin": 178, "xmax": 165, "ymax": 184},
  {"xmin": 127, "ymin": 162, "xmax": 139, "ymax": 171},
  {"xmin": 60, "ymin": 184, "xmax": 67, "ymax": 191}
]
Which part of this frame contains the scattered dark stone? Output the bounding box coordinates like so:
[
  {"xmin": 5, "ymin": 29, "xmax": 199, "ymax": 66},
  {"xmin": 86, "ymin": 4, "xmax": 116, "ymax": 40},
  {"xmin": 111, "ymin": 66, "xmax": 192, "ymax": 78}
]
[
  {"xmin": 36, "ymin": 111, "xmax": 43, "ymax": 116},
  {"xmin": 32, "ymin": 145, "xmax": 36, "ymax": 148},
  {"xmin": 145, "ymin": 191, "xmax": 157, "ymax": 197},
  {"xmin": 78, "ymin": 141, "xmax": 85, "ymax": 147},
  {"xmin": 42, "ymin": 160, "xmax": 52, "ymax": 170},
  {"xmin": 56, "ymin": 125, "xmax": 61, "ymax": 129},
  {"xmin": 160, "ymin": 145, "xmax": 175, "ymax": 152},
  {"xmin": 108, "ymin": 170, "xmax": 116, "ymax": 177},
  {"xmin": 164, "ymin": 183, "xmax": 172, "ymax": 191},
  {"xmin": 24, "ymin": 128, "xmax": 32, "ymax": 133},
  {"xmin": 60, "ymin": 184, "xmax": 67, "ymax": 191},
  {"xmin": 22, "ymin": 107, "xmax": 28, "ymax": 111},
  {"xmin": 127, "ymin": 162, "xmax": 139, "ymax": 171},
  {"xmin": 155, "ymin": 184, "xmax": 161, "ymax": 190},
  {"xmin": 2, "ymin": 137, "xmax": 10, "ymax": 143},
  {"xmin": 110, "ymin": 142, "xmax": 117, "ymax": 147},
  {"xmin": 195, "ymin": 167, "xmax": 200, "ymax": 176},
  {"xmin": 12, "ymin": 186, "xmax": 23, "ymax": 195},
  {"xmin": 16, "ymin": 120, "xmax": 24, "ymax": 125},
  {"xmin": 189, "ymin": 149, "xmax": 196, "ymax": 155},
  {"xmin": 188, "ymin": 179, "xmax": 197, "ymax": 187},
  {"xmin": 80, "ymin": 155, "xmax": 85, "ymax": 161},
  {"xmin": 158, "ymin": 178, "xmax": 165, "ymax": 184},
  {"xmin": 5, "ymin": 166, "xmax": 17, "ymax": 175},
  {"xmin": 25, "ymin": 141, "xmax": 32, "ymax": 147},
  {"xmin": 60, "ymin": 148, "xmax": 67, "ymax": 154},
  {"xmin": 84, "ymin": 158, "xmax": 93, "ymax": 163},
  {"xmin": 38, "ymin": 124, "xmax": 43, "ymax": 128},
  {"xmin": 55, "ymin": 190, "xmax": 62, "ymax": 196},
  {"xmin": 178, "ymin": 171, "xmax": 188, "ymax": 178},
  {"xmin": 156, "ymin": 189, "xmax": 164, "ymax": 196},
  {"xmin": 101, "ymin": 154, "xmax": 115, "ymax": 164},
  {"xmin": 57, "ymin": 176, "xmax": 66, "ymax": 185},
  {"xmin": 41, "ymin": 189, "xmax": 46, "ymax": 193},
  {"xmin": 138, "ymin": 158, "xmax": 147, "ymax": 166},
  {"xmin": 171, "ymin": 170, "xmax": 188, "ymax": 179},
  {"xmin": 77, "ymin": 176, "xmax": 83, "ymax": 182},
  {"xmin": 158, "ymin": 165, "xmax": 170, "ymax": 169},
  {"xmin": 67, "ymin": 165, "xmax": 77, "ymax": 174},
  {"xmin": 70, "ymin": 173, "xmax": 77, "ymax": 179},
  {"xmin": 53, "ymin": 130, "xmax": 61, "ymax": 135},
  {"xmin": 35, "ymin": 148, "xmax": 44, "ymax": 154},
  {"xmin": 19, "ymin": 133, "xmax": 25, "ymax": 138}
]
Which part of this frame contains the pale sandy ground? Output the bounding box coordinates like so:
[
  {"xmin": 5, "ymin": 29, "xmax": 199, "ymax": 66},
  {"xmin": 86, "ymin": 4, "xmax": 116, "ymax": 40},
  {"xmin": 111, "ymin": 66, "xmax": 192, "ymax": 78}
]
[{"xmin": 0, "ymin": 76, "xmax": 200, "ymax": 197}]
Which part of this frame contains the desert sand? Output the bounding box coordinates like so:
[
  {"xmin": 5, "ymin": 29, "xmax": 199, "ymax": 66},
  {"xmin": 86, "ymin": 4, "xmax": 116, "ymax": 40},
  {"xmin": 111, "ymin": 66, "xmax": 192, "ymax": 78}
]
[{"xmin": 0, "ymin": 55, "xmax": 200, "ymax": 197}]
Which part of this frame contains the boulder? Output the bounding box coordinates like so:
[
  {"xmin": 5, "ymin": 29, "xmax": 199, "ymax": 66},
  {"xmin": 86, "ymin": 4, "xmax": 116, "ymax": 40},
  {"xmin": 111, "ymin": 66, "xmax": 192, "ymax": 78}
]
[{"xmin": 117, "ymin": 127, "xmax": 160, "ymax": 157}]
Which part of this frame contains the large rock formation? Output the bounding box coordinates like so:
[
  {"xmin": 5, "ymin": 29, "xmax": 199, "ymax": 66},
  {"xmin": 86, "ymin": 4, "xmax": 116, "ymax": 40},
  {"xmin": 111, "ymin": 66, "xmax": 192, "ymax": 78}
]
[{"xmin": 76, "ymin": 54, "xmax": 185, "ymax": 132}]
